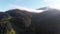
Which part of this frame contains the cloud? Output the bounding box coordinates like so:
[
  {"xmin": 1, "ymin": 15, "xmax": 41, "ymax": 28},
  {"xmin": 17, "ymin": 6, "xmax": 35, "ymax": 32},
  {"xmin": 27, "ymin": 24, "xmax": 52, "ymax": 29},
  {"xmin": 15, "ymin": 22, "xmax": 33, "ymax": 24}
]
[
  {"xmin": 49, "ymin": 4, "xmax": 60, "ymax": 10},
  {"xmin": 43, "ymin": 0, "xmax": 60, "ymax": 10},
  {"xmin": 44, "ymin": 0, "xmax": 60, "ymax": 2},
  {"xmin": 44, "ymin": 0, "xmax": 55, "ymax": 2},
  {"xmin": 7, "ymin": 4, "xmax": 44, "ymax": 13}
]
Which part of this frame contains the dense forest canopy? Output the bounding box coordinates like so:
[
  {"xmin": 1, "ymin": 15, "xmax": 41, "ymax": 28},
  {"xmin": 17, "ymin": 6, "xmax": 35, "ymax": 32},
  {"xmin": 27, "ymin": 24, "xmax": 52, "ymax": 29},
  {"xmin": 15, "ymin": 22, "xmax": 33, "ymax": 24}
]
[{"xmin": 0, "ymin": 8, "xmax": 60, "ymax": 34}]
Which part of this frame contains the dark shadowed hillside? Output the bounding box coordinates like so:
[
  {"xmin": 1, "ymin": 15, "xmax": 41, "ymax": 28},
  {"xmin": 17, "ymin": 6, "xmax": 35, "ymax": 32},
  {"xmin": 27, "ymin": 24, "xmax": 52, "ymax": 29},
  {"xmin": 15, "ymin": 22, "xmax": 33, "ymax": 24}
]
[
  {"xmin": 1, "ymin": 8, "xmax": 60, "ymax": 34},
  {"xmin": 6, "ymin": 9, "xmax": 32, "ymax": 34}
]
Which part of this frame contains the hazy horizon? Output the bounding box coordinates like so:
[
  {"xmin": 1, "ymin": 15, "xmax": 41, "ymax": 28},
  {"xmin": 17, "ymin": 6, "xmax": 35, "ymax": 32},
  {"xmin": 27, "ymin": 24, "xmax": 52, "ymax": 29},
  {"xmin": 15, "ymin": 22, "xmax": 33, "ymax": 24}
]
[{"xmin": 0, "ymin": 0, "xmax": 60, "ymax": 11}]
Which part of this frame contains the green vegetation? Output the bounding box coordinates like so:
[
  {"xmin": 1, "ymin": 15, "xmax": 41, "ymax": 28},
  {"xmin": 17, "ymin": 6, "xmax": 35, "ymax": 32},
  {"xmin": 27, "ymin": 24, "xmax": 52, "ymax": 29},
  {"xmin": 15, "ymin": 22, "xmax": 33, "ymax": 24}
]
[
  {"xmin": 7, "ymin": 28, "xmax": 16, "ymax": 34},
  {"xmin": 0, "ymin": 9, "xmax": 32, "ymax": 34}
]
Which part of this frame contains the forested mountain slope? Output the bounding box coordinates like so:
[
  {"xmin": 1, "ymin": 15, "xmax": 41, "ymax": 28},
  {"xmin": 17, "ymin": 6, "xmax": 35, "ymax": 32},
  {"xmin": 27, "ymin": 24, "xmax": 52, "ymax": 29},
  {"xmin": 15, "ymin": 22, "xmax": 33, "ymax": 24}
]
[{"xmin": 0, "ymin": 8, "xmax": 60, "ymax": 34}]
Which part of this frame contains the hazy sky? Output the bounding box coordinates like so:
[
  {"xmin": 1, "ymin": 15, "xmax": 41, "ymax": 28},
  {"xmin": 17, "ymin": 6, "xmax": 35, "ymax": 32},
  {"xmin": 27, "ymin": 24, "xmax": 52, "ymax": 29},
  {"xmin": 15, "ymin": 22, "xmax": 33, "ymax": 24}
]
[{"xmin": 0, "ymin": 0, "xmax": 60, "ymax": 11}]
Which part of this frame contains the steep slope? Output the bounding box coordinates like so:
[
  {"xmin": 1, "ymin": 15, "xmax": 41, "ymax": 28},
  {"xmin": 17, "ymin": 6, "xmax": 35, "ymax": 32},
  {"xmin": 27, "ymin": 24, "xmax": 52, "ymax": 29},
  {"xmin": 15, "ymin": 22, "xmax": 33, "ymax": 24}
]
[
  {"xmin": 32, "ymin": 8, "xmax": 60, "ymax": 34},
  {"xmin": 1, "ymin": 7, "xmax": 60, "ymax": 34},
  {"xmin": 6, "ymin": 9, "xmax": 32, "ymax": 34},
  {"xmin": 0, "ymin": 12, "xmax": 13, "ymax": 34}
]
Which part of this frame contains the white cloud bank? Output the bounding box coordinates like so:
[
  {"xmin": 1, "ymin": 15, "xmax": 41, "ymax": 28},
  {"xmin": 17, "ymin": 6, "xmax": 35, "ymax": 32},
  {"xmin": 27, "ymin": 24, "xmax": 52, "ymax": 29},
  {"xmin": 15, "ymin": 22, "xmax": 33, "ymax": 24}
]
[
  {"xmin": 7, "ymin": 4, "xmax": 44, "ymax": 13},
  {"xmin": 49, "ymin": 4, "xmax": 60, "ymax": 10},
  {"xmin": 6, "ymin": 3, "xmax": 60, "ymax": 13}
]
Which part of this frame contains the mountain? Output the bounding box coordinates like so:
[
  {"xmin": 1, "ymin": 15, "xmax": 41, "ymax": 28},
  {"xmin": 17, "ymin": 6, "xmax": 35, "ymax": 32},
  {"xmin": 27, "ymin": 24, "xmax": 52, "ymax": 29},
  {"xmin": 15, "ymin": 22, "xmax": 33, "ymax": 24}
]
[
  {"xmin": 37, "ymin": 7, "xmax": 60, "ymax": 10},
  {"xmin": 32, "ymin": 7, "xmax": 60, "ymax": 34},
  {"xmin": 0, "ymin": 7, "xmax": 60, "ymax": 34},
  {"xmin": 37, "ymin": 7, "xmax": 49, "ymax": 10}
]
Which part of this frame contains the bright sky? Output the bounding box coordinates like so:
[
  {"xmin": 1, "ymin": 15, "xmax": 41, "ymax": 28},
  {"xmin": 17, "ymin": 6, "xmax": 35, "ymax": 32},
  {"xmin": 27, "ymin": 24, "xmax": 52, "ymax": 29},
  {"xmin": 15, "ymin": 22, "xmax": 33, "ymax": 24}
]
[{"xmin": 0, "ymin": 0, "xmax": 60, "ymax": 11}]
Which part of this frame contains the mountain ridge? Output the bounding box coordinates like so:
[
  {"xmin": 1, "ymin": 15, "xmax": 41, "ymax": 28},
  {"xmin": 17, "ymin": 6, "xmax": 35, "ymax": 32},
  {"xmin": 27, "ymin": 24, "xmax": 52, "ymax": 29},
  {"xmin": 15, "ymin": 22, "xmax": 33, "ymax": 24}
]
[{"xmin": 0, "ymin": 8, "xmax": 60, "ymax": 34}]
